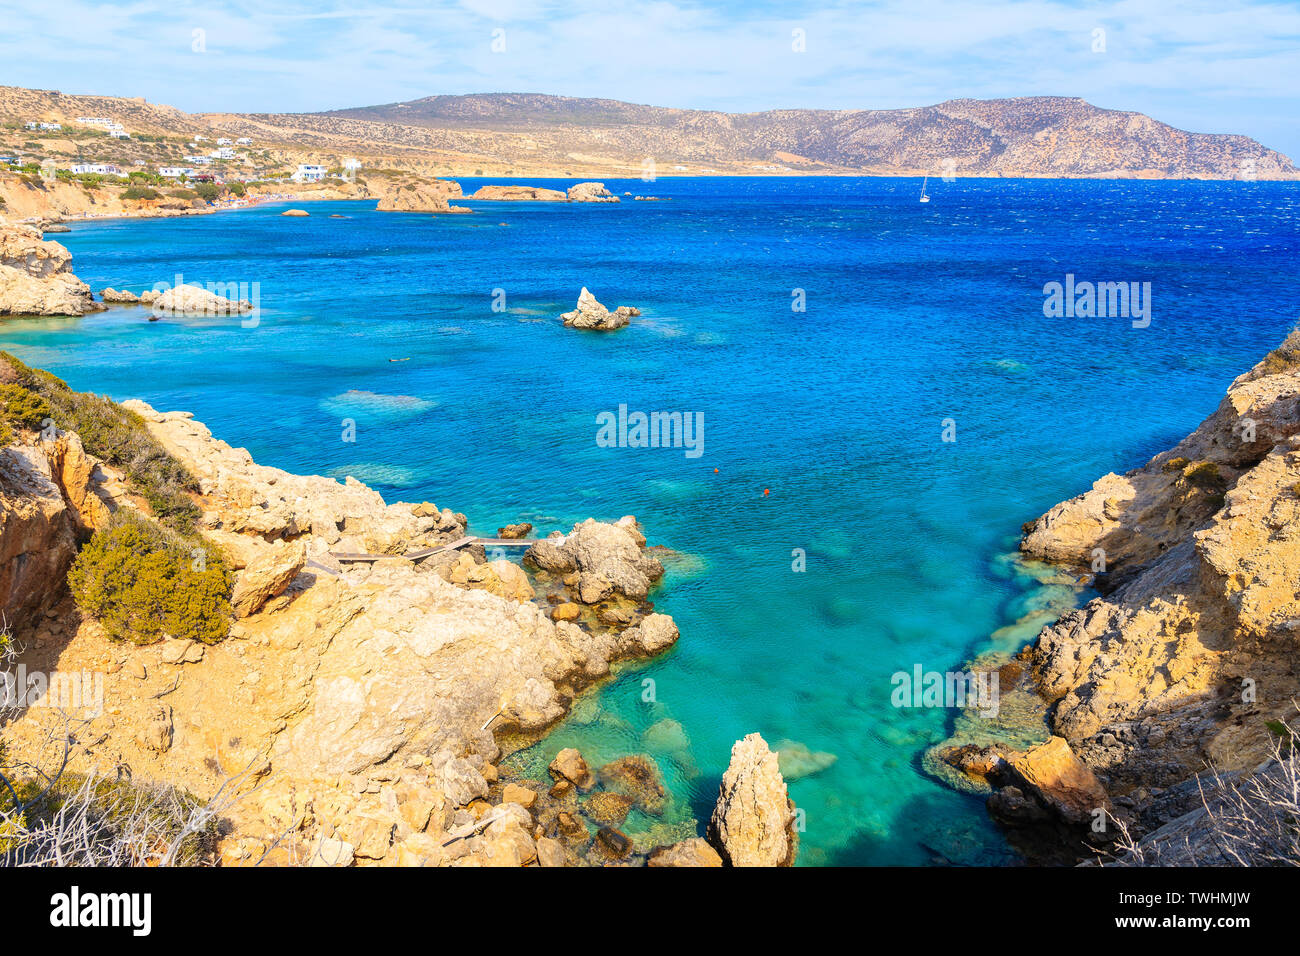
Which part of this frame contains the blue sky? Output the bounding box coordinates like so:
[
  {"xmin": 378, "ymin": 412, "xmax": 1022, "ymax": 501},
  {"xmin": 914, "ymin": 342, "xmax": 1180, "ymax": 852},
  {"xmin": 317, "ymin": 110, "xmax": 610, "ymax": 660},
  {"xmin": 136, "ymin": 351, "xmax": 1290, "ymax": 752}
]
[{"xmin": 3, "ymin": 0, "xmax": 1298, "ymax": 156}]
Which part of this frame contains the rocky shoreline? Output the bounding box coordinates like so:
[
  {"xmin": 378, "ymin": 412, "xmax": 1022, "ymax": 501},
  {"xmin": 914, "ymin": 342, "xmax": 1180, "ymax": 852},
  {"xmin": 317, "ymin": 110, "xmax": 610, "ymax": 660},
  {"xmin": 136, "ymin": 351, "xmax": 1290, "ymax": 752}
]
[
  {"xmin": 0, "ymin": 363, "xmax": 797, "ymax": 866},
  {"xmin": 933, "ymin": 330, "xmax": 1300, "ymax": 864}
]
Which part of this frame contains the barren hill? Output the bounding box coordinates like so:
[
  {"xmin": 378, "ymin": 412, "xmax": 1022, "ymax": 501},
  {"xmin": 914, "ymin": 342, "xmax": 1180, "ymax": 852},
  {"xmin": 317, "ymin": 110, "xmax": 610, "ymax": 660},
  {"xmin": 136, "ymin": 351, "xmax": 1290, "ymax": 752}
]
[{"xmin": 1, "ymin": 85, "xmax": 1294, "ymax": 179}]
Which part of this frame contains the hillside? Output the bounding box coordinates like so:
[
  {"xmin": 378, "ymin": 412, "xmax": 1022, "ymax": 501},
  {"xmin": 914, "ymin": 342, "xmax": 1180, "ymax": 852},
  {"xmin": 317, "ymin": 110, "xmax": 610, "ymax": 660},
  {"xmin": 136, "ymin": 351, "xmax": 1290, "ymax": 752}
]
[{"xmin": 0, "ymin": 85, "xmax": 1293, "ymax": 180}]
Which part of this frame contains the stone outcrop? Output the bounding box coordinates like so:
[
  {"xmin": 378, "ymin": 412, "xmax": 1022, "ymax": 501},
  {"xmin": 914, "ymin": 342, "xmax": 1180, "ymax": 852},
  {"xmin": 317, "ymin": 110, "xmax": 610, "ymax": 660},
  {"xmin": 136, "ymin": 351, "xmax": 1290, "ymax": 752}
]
[
  {"xmin": 567, "ymin": 182, "xmax": 619, "ymax": 202},
  {"xmin": 150, "ymin": 284, "xmax": 253, "ymax": 318},
  {"xmin": 99, "ymin": 287, "xmax": 141, "ymax": 303},
  {"xmin": 973, "ymin": 330, "xmax": 1300, "ymax": 858},
  {"xmin": 559, "ymin": 287, "xmax": 640, "ymax": 330},
  {"xmin": 469, "ymin": 185, "xmax": 566, "ymax": 201},
  {"xmin": 375, "ymin": 179, "xmax": 469, "ymax": 214},
  {"xmin": 230, "ymin": 539, "xmax": 307, "ymax": 618},
  {"xmin": 4, "ymin": 394, "xmax": 689, "ymax": 867},
  {"xmin": 707, "ymin": 733, "xmax": 797, "ymax": 866},
  {"xmin": 0, "ymin": 218, "xmax": 102, "ymax": 316},
  {"xmin": 524, "ymin": 516, "xmax": 664, "ymax": 602},
  {"xmin": 0, "ymin": 429, "xmax": 120, "ymax": 627},
  {"xmin": 280, "ymin": 209, "xmax": 309, "ymax": 217}
]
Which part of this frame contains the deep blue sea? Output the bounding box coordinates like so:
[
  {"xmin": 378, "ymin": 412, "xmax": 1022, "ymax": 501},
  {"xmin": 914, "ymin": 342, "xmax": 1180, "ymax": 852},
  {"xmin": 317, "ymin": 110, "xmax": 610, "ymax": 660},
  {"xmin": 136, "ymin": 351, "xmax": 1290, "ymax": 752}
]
[{"xmin": 3, "ymin": 176, "xmax": 1297, "ymax": 864}]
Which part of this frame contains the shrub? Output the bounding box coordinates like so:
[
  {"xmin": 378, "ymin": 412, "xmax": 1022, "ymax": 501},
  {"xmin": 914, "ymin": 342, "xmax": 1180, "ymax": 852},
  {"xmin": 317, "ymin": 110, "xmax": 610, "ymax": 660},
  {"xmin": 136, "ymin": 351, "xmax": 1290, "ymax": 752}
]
[
  {"xmin": 227, "ymin": 181, "xmax": 245, "ymax": 197},
  {"xmin": 1185, "ymin": 460, "xmax": 1225, "ymax": 490},
  {"xmin": 168, "ymin": 188, "xmax": 198, "ymax": 200},
  {"xmin": 0, "ymin": 382, "xmax": 51, "ymax": 430},
  {"xmin": 193, "ymin": 182, "xmax": 220, "ymax": 201},
  {"xmin": 68, "ymin": 513, "xmax": 232, "ymax": 646},
  {"xmin": 122, "ymin": 185, "xmax": 161, "ymax": 201},
  {"xmin": 1161, "ymin": 456, "xmax": 1190, "ymax": 474},
  {"xmin": 0, "ymin": 352, "xmax": 200, "ymax": 532}
]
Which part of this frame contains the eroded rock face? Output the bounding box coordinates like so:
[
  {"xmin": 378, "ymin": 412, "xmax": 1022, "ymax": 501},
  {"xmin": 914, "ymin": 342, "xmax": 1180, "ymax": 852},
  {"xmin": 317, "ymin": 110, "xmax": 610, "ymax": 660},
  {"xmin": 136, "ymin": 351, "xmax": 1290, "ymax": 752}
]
[
  {"xmin": 559, "ymin": 287, "xmax": 639, "ymax": 330},
  {"xmin": 707, "ymin": 733, "xmax": 797, "ymax": 867},
  {"xmin": 230, "ymin": 539, "xmax": 307, "ymax": 618},
  {"xmin": 0, "ymin": 219, "xmax": 102, "ymax": 316},
  {"xmin": 525, "ymin": 516, "xmax": 663, "ymax": 601},
  {"xmin": 375, "ymin": 180, "xmax": 469, "ymax": 213},
  {"xmin": 1007, "ymin": 330, "xmax": 1300, "ymax": 853},
  {"xmin": 0, "ymin": 442, "xmax": 79, "ymax": 626}
]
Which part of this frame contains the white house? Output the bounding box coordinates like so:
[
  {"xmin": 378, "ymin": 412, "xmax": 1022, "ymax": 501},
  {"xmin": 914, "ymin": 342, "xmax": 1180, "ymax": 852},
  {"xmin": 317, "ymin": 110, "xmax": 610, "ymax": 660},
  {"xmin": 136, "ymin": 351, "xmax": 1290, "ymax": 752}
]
[
  {"xmin": 40, "ymin": 122, "xmax": 62, "ymax": 132},
  {"xmin": 70, "ymin": 163, "xmax": 121, "ymax": 175},
  {"xmin": 109, "ymin": 129, "xmax": 130, "ymax": 139},
  {"xmin": 158, "ymin": 166, "xmax": 190, "ymax": 178},
  {"xmin": 216, "ymin": 137, "xmax": 232, "ymax": 146},
  {"xmin": 236, "ymin": 137, "xmax": 252, "ymax": 145},
  {"xmin": 216, "ymin": 147, "xmax": 236, "ymax": 160},
  {"xmin": 184, "ymin": 155, "xmax": 213, "ymax": 165},
  {"xmin": 292, "ymin": 164, "xmax": 327, "ymax": 183}
]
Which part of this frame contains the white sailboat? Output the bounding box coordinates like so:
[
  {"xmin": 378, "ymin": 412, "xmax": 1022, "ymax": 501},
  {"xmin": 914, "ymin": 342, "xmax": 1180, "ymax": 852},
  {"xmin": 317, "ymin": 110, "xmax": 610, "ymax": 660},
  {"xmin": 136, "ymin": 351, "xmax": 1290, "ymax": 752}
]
[{"xmin": 919, "ymin": 174, "xmax": 930, "ymax": 203}]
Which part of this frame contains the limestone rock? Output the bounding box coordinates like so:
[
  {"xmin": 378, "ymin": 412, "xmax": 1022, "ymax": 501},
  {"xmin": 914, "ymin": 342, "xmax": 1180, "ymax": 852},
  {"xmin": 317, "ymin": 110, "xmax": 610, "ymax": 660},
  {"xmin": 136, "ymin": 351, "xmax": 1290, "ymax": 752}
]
[
  {"xmin": 707, "ymin": 733, "xmax": 797, "ymax": 866},
  {"xmin": 469, "ymin": 185, "xmax": 566, "ymax": 201},
  {"xmin": 1001, "ymin": 736, "xmax": 1109, "ymax": 825},
  {"xmin": 559, "ymin": 288, "xmax": 639, "ymax": 331},
  {"xmin": 648, "ymin": 838, "xmax": 723, "ymax": 867},
  {"xmin": 230, "ymin": 539, "xmax": 307, "ymax": 618},
  {"xmin": 566, "ymin": 182, "xmax": 619, "ymax": 203},
  {"xmin": 151, "ymin": 283, "xmax": 253, "ymax": 317},
  {"xmin": 0, "ymin": 220, "xmax": 102, "ymax": 316},
  {"xmin": 376, "ymin": 180, "xmax": 469, "ymax": 213},
  {"xmin": 525, "ymin": 517, "xmax": 663, "ymax": 601},
  {"xmin": 549, "ymin": 748, "xmax": 594, "ymax": 790}
]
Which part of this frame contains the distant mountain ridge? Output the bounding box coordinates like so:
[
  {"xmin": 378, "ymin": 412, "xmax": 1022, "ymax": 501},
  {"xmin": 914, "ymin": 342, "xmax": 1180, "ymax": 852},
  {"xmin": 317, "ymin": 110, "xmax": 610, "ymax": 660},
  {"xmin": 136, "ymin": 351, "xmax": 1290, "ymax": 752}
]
[
  {"xmin": 0, "ymin": 85, "xmax": 1293, "ymax": 179},
  {"xmin": 320, "ymin": 93, "xmax": 1295, "ymax": 179}
]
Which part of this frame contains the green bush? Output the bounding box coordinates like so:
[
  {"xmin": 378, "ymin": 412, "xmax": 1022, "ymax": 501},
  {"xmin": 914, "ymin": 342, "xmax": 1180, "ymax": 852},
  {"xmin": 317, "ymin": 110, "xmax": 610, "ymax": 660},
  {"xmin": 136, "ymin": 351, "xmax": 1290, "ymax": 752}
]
[
  {"xmin": 193, "ymin": 182, "xmax": 220, "ymax": 201},
  {"xmin": 68, "ymin": 513, "xmax": 232, "ymax": 646},
  {"xmin": 0, "ymin": 352, "xmax": 200, "ymax": 533},
  {"xmin": 168, "ymin": 188, "xmax": 198, "ymax": 200},
  {"xmin": 227, "ymin": 181, "xmax": 245, "ymax": 197},
  {"xmin": 0, "ymin": 383, "xmax": 51, "ymax": 430},
  {"xmin": 122, "ymin": 185, "xmax": 161, "ymax": 200}
]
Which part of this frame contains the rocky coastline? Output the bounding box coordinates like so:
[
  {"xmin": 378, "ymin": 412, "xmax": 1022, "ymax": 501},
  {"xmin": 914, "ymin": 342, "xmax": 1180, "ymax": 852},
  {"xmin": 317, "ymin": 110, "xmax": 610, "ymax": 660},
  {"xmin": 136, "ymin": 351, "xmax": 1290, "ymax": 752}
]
[
  {"xmin": 933, "ymin": 330, "xmax": 1300, "ymax": 865},
  {"xmin": 0, "ymin": 352, "xmax": 796, "ymax": 866}
]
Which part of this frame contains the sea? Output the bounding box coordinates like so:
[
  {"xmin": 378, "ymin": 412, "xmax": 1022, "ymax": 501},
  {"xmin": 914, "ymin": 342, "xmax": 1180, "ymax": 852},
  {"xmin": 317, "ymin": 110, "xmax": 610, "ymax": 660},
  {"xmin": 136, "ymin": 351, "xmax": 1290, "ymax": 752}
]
[{"xmin": 3, "ymin": 175, "xmax": 1296, "ymax": 864}]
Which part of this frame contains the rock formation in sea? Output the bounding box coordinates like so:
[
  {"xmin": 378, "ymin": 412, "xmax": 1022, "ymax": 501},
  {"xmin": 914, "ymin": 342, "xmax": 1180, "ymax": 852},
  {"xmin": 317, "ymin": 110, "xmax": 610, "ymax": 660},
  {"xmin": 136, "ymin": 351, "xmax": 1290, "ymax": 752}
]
[
  {"xmin": 469, "ymin": 185, "xmax": 567, "ymax": 201},
  {"xmin": 0, "ymin": 217, "xmax": 103, "ymax": 316},
  {"xmin": 567, "ymin": 182, "xmax": 619, "ymax": 202},
  {"xmin": 374, "ymin": 179, "xmax": 470, "ymax": 214},
  {"xmin": 559, "ymin": 287, "xmax": 640, "ymax": 331},
  {"xmin": 150, "ymin": 284, "xmax": 253, "ymax": 317},
  {"xmin": 937, "ymin": 329, "xmax": 1300, "ymax": 863},
  {"xmin": 706, "ymin": 732, "xmax": 798, "ymax": 866}
]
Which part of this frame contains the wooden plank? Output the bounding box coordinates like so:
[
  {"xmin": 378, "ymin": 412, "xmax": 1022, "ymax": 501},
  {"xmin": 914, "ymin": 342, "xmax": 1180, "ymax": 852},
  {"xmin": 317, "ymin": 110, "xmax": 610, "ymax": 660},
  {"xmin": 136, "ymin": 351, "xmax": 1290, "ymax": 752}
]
[{"xmin": 331, "ymin": 535, "xmax": 475, "ymax": 563}]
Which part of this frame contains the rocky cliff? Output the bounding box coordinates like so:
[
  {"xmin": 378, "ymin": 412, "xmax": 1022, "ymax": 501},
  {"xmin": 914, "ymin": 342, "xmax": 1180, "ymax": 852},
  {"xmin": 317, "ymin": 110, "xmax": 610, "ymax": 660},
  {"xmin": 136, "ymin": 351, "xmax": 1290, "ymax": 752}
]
[
  {"xmin": 0, "ymin": 217, "xmax": 102, "ymax": 315},
  {"xmin": 942, "ymin": 330, "xmax": 1300, "ymax": 862},
  {"xmin": 0, "ymin": 380, "xmax": 779, "ymax": 866}
]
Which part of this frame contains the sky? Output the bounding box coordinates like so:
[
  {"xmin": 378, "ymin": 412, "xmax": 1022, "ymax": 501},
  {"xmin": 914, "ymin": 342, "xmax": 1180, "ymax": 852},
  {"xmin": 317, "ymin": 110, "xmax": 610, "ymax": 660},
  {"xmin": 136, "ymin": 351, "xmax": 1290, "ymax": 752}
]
[{"xmin": 2, "ymin": 0, "xmax": 1298, "ymax": 156}]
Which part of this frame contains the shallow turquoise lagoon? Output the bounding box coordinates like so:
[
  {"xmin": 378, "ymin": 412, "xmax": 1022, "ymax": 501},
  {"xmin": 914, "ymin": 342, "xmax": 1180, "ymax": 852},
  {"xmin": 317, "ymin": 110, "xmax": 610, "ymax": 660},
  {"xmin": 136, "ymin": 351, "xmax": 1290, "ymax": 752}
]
[{"xmin": 4, "ymin": 176, "xmax": 1297, "ymax": 864}]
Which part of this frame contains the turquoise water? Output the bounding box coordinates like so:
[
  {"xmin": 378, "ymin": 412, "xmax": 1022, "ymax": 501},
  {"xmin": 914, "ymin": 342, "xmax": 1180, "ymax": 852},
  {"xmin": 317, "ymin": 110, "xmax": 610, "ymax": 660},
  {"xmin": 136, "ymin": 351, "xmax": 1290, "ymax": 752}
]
[{"xmin": 4, "ymin": 177, "xmax": 1298, "ymax": 865}]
